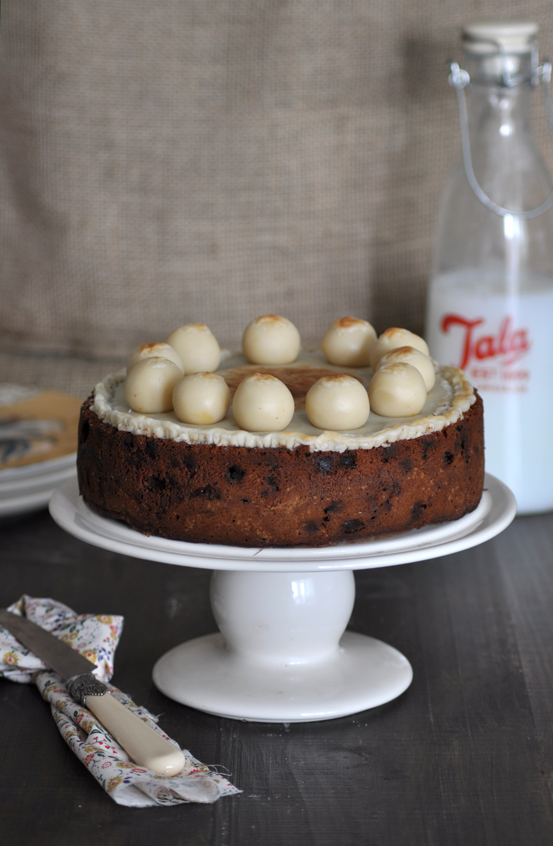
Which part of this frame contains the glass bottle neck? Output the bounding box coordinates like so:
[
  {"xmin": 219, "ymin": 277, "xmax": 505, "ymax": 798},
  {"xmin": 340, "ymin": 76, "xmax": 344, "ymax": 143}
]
[
  {"xmin": 462, "ymin": 49, "xmax": 536, "ymax": 87},
  {"xmin": 463, "ymin": 51, "xmax": 534, "ymax": 133}
]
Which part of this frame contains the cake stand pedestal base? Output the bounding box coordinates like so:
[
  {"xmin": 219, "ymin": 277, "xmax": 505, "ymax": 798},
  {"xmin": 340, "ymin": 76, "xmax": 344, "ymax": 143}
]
[
  {"xmin": 49, "ymin": 475, "xmax": 516, "ymax": 724},
  {"xmin": 152, "ymin": 569, "xmax": 412, "ymax": 723}
]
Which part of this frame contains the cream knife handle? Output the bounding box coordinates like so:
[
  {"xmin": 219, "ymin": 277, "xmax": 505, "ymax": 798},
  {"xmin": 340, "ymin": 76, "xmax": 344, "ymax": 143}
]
[{"xmin": 84, "ymin": 691, "xmax": 186, "ymax": 776}]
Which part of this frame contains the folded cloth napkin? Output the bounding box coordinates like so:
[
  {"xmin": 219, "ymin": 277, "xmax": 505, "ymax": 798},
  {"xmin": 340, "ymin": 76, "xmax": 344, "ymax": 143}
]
[{"xmin": 0, "ymin": 596, "xmax": 240, "ymax": 807}]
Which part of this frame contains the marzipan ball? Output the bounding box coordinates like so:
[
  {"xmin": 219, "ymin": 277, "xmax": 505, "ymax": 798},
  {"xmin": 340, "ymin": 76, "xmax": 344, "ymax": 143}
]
[
  {"xmin": 127, "ymin": 342, "xmax": 184, "ymax": 373},
  {"xmin": 242, "ymin": 315, "xmax": 301, "ymax": 365},
  {"xmin": 368, "ymin": 362, "xmax": 427, "ymax": 417},
  {"xmin": 173, "ymin": 372, "xmax": 231, "ymax": 425},
  {"xmin": 305, "ymin": 375, "xmax": 370, "ymax": 430},
  {"xmin": 165, "ymin": 324, "xmax": 221, "ymax": 375},
  {"xmin": 232, "ymin": 373, "xmax": 295, "ymax": 432},
  {"xmin": 125, "ymin": 357, "xmax": 182, "ymax": 414},
  {"xmin": 369, "ymin": 327, "xmax": 430, "ymax": 370},
  {"xmin": 321, "ymin": 317, "xmax": 377, "ymax": 367},
  {"xmin": 375, "ymin": 345, "xmax": 435, "ymax": 391}
]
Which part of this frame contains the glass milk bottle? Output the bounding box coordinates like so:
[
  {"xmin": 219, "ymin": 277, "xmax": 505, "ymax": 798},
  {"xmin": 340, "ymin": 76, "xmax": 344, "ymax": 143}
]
[{"xmin": 426, "ymin": 21, "xmax": 553, "ymax": 514}]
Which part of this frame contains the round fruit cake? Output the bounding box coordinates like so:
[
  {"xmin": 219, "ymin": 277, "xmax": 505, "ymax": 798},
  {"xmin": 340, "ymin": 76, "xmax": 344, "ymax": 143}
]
[{"xmin": 77, "ymin": 318, "xmax": 484, "ymax": 548}]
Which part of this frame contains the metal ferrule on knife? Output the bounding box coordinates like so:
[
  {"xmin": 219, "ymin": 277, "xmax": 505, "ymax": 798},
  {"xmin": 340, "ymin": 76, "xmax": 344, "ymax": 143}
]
[{"xmin": 66, "ymin": 673, "xmax": 109, "ymax": 705}]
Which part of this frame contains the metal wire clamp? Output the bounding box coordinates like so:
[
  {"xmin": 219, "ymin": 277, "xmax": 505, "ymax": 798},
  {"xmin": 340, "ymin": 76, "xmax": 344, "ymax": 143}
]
[{"xmin": 448, "ymin": 59, "xmax": 553, "ymax": 219}]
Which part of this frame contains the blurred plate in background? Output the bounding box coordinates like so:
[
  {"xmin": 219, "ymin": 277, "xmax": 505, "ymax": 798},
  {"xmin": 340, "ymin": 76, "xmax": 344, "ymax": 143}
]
[{"xmin": 0, "ymin": 384, "xmax": 80, "ymax": 516}]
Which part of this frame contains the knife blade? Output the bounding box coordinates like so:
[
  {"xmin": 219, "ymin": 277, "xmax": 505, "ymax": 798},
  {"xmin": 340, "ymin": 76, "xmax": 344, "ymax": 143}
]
[{"xmin": 0, "ymin": 608, "xmax": 185, "ymax": 776}]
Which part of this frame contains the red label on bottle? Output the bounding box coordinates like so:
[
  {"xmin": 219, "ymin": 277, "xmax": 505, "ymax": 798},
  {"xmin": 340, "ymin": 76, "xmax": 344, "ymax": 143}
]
[
  {"xmin": 441, "ymin": 313, "xmax": 531, "ymax": 369},
  {"xmin": 426, "ymin": 287, "xmax": 553, "ymax": 511}
]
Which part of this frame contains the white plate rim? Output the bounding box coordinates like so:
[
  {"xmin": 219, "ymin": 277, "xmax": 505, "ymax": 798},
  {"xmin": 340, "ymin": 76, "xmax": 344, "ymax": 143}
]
[
  {"xmin": 0, "ymin": 463, "xmax": 77, "ymax": 497},
  {"xmin": 0, "ymin": 486, "xmax": 61, "ymax": 517},
  {"xmin": 0, "ymin": 451, "xmax": 77, "ymax": 481}
]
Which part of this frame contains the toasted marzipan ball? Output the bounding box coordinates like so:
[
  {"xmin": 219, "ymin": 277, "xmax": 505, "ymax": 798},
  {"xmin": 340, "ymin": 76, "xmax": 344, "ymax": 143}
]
[
  {"xmin": 321, "ymin": 317, "xmax": 377, "ymax": 367},
  {"xmin": 125, "ymin": 357, "xmax": 183, "ymax": 414},
  {"xmin": 375, "ymin": 345, "xmax": 435, "ymax": 392},
  {"xmin": 242, "ymin": 315, "xmax": 301, "ymax": 365},
  {"xmin": 368, "ymin": 362, "xmax": 427, "ymax": 417},
  {"xmin": 369, "ymin": 327, "xmax": 430, "ymax": 370},
  {"xmin": 127, "ymin": 342, "xmax": 184, "ymax": 373},
  {"xmin": 173, "ymin": 372, "xmax": 231, "ymax": 425},
  {"xmin": 305, "ymin": 375, "xmax": 370, "ymax": 430},
  {"xmin": 232, "ymin": 373, "xmax": 295, "ymax": 432},
  {"xmin": 165, "ymin": 324, "xmax": 221, "ymax": 375}
]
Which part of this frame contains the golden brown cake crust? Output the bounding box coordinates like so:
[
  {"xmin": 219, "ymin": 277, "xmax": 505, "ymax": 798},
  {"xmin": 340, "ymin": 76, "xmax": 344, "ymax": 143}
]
[{"xmin": 77, "ymin": 393, "xmax": 484, "ymax": 548}]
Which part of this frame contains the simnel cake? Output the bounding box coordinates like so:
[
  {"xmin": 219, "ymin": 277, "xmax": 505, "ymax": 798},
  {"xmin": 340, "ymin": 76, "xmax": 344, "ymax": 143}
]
[{"xmin": 77, "ymin": 315, "xmax": 484, "ymax": 547}]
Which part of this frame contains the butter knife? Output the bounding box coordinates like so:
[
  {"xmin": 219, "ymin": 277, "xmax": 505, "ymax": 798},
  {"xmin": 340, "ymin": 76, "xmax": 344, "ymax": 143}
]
[{"xmin": 0, "ymin": 608, "xmax": 185, "ymax": 776}]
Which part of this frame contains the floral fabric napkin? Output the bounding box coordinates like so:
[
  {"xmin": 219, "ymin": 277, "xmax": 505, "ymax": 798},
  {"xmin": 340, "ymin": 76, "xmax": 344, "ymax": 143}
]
[{"xmin": 0, "ymin": 596, "xmax": 240, "ymax": 807}]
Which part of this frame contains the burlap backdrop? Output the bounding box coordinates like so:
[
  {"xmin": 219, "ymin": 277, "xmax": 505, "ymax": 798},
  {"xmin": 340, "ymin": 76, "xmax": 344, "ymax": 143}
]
[{"xmin": 1, "ymin": 1, "xmax": 552, "ymax": 395}]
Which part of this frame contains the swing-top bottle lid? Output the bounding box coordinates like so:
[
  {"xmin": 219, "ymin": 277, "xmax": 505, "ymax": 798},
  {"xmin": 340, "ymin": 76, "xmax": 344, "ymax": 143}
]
[{"xmin": 462, "ymin": 21, "xmax": 538, "ymax": 54}]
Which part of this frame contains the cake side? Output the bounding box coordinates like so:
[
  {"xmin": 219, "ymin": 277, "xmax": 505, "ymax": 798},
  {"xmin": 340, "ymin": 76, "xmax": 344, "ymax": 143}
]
[{"xmin": 77, "ymin": 393, "xmax": 484, "ymax": 548}]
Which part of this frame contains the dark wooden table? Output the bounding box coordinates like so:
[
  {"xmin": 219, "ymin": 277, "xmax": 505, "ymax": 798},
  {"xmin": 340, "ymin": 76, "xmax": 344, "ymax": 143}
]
[{"xmin": 1, "ymin": 502, "xmax": 553, "ymax": 845}]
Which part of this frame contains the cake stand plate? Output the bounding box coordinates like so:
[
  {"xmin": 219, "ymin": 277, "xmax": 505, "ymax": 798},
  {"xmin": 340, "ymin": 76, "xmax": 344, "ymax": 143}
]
[{"xmin": 50, "ymin": 475, "xmax": 516, "ymax": 723}]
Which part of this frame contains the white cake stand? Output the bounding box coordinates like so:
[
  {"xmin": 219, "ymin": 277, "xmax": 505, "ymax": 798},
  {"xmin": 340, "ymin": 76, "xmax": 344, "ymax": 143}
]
[{"xmin": 50, "ymin": 475, "xmax": 515, "ymax": 723}]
